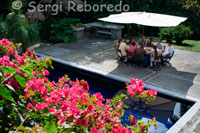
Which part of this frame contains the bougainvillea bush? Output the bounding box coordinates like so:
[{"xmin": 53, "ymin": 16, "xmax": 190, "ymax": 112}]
[{"xmin": 0, "ymin": 38, "xmax": 157, "ymax": 133}]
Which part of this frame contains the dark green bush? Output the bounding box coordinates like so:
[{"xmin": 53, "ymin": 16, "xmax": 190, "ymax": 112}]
[
  {"xmin": 0, "ymin": 16, "xmax": 7, "ymax": 39},
  {"xmin": 50, "ymin": 18, "xmax": 81, "ymax": 43},
  {"xmin": 6, "ymin": 12, "xmax": 40, "ymax": 51},
  {"xmin": 159, "ymin": 25, "xmax": 192, "ymax": 44}
]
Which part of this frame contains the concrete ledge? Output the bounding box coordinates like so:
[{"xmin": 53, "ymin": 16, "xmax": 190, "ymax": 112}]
[{"xmin": 167, "ymin": 101, "xmax": 200, "ymax": 133}]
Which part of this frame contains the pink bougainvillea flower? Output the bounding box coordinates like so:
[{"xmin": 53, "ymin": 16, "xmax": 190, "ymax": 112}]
[
  {"xmin": 24, "ymin": 73, "xmax": 28, "ymax": 78},
  {"xmin": 34, "ymin": 102, "xmax": 48, "ymax": 110},
  {"xmin": 4, "ymin": 72, "xmax": 10, "ymax": 78},
  {"xmin": 44, "ymin": 69, "xmax": 49, "ymax": 75},
  {"xmin": 129, "ymin": 116, "xmax": 137, "ymax": 126},
  {"xmin": 17, "ymin": 71, "xmax": 22, "ymax": 75},
  {"xmin": 90, "ymin": 127, "xmax": 104, "ymax": 133},
  {"xmin": 25, "ymin": 93, "xmax": 30, "ymax": 98},
  {"xmin": 27, "ymin": 103, "xmax": 33, "ymax": 108},
  {"xmin": 8, "ymin": 47, "xmax": 14, "ymax": 55},
  {"xmin": 149, "ymin": 88, "xmax": 157, "ymax": 96},
  {"xmin": 0, "ymin": 38, "xmax": 10, "ymax": 47}
]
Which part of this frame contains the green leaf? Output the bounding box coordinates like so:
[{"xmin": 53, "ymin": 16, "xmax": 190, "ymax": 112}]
[
  {"xmin": 122, "ymin": 102, "xmax": 128, "ymax": 109},
  {"xmin": 0, "ymin": 66, "xmax": 17, "ymax": 74},
  {"xmin": 17, "ymin": 125, "xmax": 25, "ymax": 131},
  {"xmin": 18, "ymin": 112, "xmax": 24, "ymax": 122},
  {"xmin": 14, "ymin": 75, "xmax": 27, "ymax": 87},
  {"xmin": 113, "ymin": 95, "xmax": 121, "ymax": 101},
  {"xmin": 6, "ymin": 84, "xmax": 17, "ymax": 94},
  {"xmin": 26, "ymin": 112, "xmax": 35, "ymax": 117},
  {"xmin": 0, "ymin": 86, "xmax": 15, "ymax": 103},
  {"xmin": 43, "ymin": 121, "xmax": 57, "ymax": 133}
]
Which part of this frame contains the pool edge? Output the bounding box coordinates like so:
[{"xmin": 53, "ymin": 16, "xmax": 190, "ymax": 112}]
[
  {"xmin": 36, "ymin": 52, "xmax": 198, "ymax": 103},
  {"xmin": 37, "ymin": 52, "xmax": 199, "ymax": 133}
]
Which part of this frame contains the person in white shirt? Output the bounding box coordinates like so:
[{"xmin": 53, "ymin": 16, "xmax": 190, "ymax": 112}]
[
  {"xmin": 118, "ymin": 41, "xmax": 128, "ymax": 56},
  {"xmin": 161, "ymin": 41, "xmax": 174, "ymax": 63}
]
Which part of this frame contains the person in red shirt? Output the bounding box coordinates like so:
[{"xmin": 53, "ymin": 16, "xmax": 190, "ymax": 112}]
[{"xmin": 127, "ymin": 42, "xmax": 137, "ymax": 59}]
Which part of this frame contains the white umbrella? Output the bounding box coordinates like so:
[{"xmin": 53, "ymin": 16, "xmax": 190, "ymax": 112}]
[{"xmin": 98, "ymin": 12, "xmax": 187, "ymax": 35}]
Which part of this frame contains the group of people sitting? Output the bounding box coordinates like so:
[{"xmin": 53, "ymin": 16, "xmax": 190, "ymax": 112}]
[{"xmin": 115, "ymin": 36, "xmax": 175, "ymax": 68}]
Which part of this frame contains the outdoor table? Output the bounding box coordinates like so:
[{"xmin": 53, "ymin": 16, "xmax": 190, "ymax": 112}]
[{"xmin": 144, "ymin": 47, "xmax": 162, "ymax": 57}]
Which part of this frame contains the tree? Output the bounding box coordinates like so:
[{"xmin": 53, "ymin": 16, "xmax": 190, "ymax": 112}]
[{"xmin": 172, "ymin": 0, "xmax": 200, "ymax": 39}]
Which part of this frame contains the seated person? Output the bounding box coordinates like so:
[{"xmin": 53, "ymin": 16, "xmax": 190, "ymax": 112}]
[
  {"xmin": 115, "ymin": 39, "xmax": 122, "ymax": 50},
  {"xmin": 115, "ymin": 38, "xmax": 123, "ymax": 57},
  {"xmin": 138, "ymin": 36, "xmax": 147, "ymax": 46},
  {"xmin": 156, "ymin": 40, "xmax": 164, "ymax": 52},
  {"xmin": 161, "ymin": 40, "xmax": 175, "ymax": 63},
  {"xmin": 124, "ymin": 40, "xmax": 130, "ymax": 49},
  {"xmin": 146, "ymin": 37, "xmax": 154, "ymax": 47},
  {"xmin": 129, "ymin": 38, "xmax": 136, "ymax": 45},
  {"xmin": 150, "ymin": 45, "xmax": 161, "ymax": 68},
  {"xmin": 127, "ymin": 42, "xmax": 137, "ymax": 59},
  {"xmin": 118, "ymin": 41, "xmax": 128, "ymax": 57},
  {"xmin": 135, "ymin": 44, "xmax": 148, "ymax": 67}
]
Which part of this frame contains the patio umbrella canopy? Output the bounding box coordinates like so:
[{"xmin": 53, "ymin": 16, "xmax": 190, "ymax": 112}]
[{"xmin": 98, "ymin": 12, "xmax": 187, "ymax": 27}]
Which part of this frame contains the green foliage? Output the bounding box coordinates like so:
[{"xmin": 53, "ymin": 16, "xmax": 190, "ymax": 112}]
[
  {"xmin": 159, "ymin": 25, "xmax": 192, "ymax": 44},
  {"xmin": 14, "ymin": 75, "xmax": 27, "ymax": 88},
  {"xmin": 0, "ymin": 16, "xmax": 7, "ymax": 39},
  {"xmin": 125, "ymin": 25, "xmax": 134, "ymax": 37},
  {"xmin": 43, "ymin": 121, "xmax": 57, "ymax": 133},
  {"xmin": 173, "ymin": 25, "xmax": 192, "ymax": 44},
  {"xmin": 6, "ymin": 12, "xmax": 40, "ymax": 51},
  {"xmin": 174, "ymin": 0, "xmax": 200, "ymax": 39},
  {"xmin": 0, "ymin": 86, "xmax": 15, "ymax": 103},
  {"xmin": 50, "ymin": 18, "xmax": 81, "ymax": 43},
  {"xmin": 159, "ymin": 27, "xmax": 174, "ymax": 42}
]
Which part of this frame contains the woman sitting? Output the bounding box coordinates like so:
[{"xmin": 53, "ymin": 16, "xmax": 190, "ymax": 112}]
[
  {"xmin": 150, "ymin": 45, "xmax": 161, "ymax": 68},
  {"xmin": 127, "ymin": 42, "xmax": 137, "ymax": 59},
  {"xmin": 146, "ymin": 37, "xmax": 154, "ymax": 47}
]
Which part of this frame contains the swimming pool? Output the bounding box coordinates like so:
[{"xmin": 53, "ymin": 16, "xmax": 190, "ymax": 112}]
[{"xmin": 47, "ymin": 61, "xmax": 194, "ymax": 133}]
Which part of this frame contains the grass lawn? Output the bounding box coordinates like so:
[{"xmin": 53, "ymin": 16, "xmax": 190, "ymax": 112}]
[{"xmin": 123, "ymin": 36, "xmax": 200, "ymax": 53}]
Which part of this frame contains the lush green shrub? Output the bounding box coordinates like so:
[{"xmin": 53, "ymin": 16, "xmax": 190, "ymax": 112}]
[
  {"xmin": 6, "ymin": 12, "xmax": 40, "ymax": 51},
  {"xmin": 159, "ymin": 25, "xmax": 192, "ymax": 44},
  {"xmin": 126, "ymin": 24, "xmax": 134, "ymax": 36},
  {"xmin": 50, "ymin": 18, "xmax": 81, "ymax": 43},
  {"xmin": 159, "ymin": 27, "xmax": 174, "ymax": 42},
  {"xmin": 173, "ymin": 25, "xmax": 193, "ymax": 44},
  {"xmin": 0, "ymin": 16, "xmax": 7, "ymax": 39}
]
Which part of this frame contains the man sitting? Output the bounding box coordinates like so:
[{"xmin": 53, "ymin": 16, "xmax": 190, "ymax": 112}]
[
  {"xmin": 118, "ymin": 41, "xmax": 128, "ymax": 57},
  {"xmin": 156, "ymin": 40, "xmax": 164, "ymax": 52},
  {"xmin": 138, "ymin": 36, "xmax": 147, "ymax": 46},
  {"xmin": 161, "ymin": 40, "xmax": 174, "ymax": 64},
  {"xmin": 135, "ymin": 44, "xmax": 148, "ymax": 67}
]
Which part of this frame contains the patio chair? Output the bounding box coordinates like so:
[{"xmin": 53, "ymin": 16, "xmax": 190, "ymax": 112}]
[
  {"xmin": 127, "ymin": 51, "xmax": 135, "ymax": 66},
  {"xmin": 135, "ymin": 53, "xmax": 143, "ymax": 66},
  {"xmin": 163, "ymin": 45, "xmax": 166, "ymax": 52},
  {"xmin": 153, "ymin": 56, "xmax": 161, "ymax": 69},
  {"xmin": 116, "ymin": 49, "xmax": 126, "ymax": 63},
  {"xmin": 164, "ymin": 51, "xmax": 175, "ymax": 66}
]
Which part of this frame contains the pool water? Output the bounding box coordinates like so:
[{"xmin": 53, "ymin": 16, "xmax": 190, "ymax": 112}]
[{"xmin": 47, "ymin": 61, "xmax": 193, "ymax": 133}]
